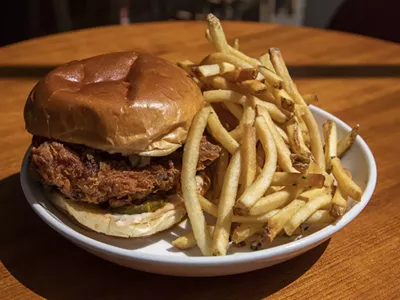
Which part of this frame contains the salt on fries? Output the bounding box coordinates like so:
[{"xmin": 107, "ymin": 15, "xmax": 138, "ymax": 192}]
[{"xmin": 175, "ymin": 14, "xmax": 364, "ymax": 256}]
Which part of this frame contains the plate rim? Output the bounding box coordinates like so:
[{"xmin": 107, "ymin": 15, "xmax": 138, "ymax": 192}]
[{"xmin": 20, "ymin": 105, "xmax": 377, "ymax": 266}]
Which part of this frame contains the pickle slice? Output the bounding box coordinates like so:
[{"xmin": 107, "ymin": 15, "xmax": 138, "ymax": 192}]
[{"xmin": 110, "ymin": 200, "xmax": 166, "ymax": 215}]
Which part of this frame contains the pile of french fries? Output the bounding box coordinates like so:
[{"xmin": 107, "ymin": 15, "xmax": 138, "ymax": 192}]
[{"xmin": 176, "ymin": 14, "xmax": 362, "ymax": 256}]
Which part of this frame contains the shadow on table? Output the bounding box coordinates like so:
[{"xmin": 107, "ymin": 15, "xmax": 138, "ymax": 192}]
[
  {"xmin": 0, "ymin": 173, "xmax": 329, "ymax": 300},
  {"xmin": 1, "ymin": 64, "xmax": 400, "ymax": 79}
]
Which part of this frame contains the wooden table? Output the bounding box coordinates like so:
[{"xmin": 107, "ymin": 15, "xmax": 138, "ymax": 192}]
[{"xmin": 1, "ymin": 21, "xmax": 399, "ymax": 300}]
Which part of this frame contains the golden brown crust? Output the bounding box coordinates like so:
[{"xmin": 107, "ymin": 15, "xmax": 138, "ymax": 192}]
[{"xmin": 24, "ymin": 52, "xmax": 203, "ymax": 155}]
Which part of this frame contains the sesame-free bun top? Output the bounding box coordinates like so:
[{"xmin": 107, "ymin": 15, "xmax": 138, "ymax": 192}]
[{"xmin": 24, "ymin": 52, "xmax": 203, "ymax": 156}]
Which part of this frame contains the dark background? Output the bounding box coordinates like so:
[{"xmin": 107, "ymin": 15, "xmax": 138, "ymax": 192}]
[{"xmin": 1, "ymin": 0, "xmax": 399, "ymax": 47}]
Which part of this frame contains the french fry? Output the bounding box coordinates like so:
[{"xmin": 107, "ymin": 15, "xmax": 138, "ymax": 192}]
[
  {"xmin": 241, "ymin": 103, "xmax": 256, "ymax": 125},
  {"xmin": 254, "ymin": 99, "xmax": 288, "ymax": 124},
  {"xmin": 286, "ymin": 116, "xmax": 312, "ymax": 157},
  {"xmin": 229, "ymin": 126, "xmax": 242, "ymax": 141},
  {"xmin": 235, "ymin": 116, "xmax": 278, "ymax": 213},
  {"xmin": 239, "ymin": 80, "xmax": 295, "ymax": 113},
  {"xmin": 297, "ymin": 114, "xmax": 307, "ymax": 129},
  {"xmin": 212, "ymin": 150, "xmax": 241, "ymax": 256},
  {"xmin": 331, "ymin": 187, "xmax": 347, "ymax": 218},
  {"xmin": 205, "ymin": 28, "xmax": 212, "ymax": 43},
  {"xmin": 295, "ymin": 104, "xmax": 306, "ymax": 117},
  {"xmin": 257, "ymin": 106, "xmax": 297, "ymax": 172},
  {"xmin": 275, "ymin": 124, "xmax": 289, "ymax": 144},
  {"xmin": 268, "ymin": 47, "xmax": 295, "ymax": 99},
  {"xmin": 228, "ymin": 103, "xmax": 256, "ymax": 142},
  {"xmin": 233, "ymin": 210, "xmax": 281, "ymax": 244},
  {"xmin": 299, "ymin": 187, "xmax": 331, "ymax": 201},
  {"xmin": 305, "ymin": 210, "xmax": 335, "ymax": 225},
  {"xmin": 212, "ymin": 148, "xmax": 229, "ymax": 201},
  {"xmin": 238, "ymin": 82, "xmax": 294, "ymax": 115},
  {"xmin": 267, "ymin": 199, "xmax": 306, "ymax": 241},
  {"xmin": 177, "ymin": 59, "xmax": 197, "ymax": 76},
  {"xmin": 206, "ymin": 13, "xmax": 230, "ymax": 53},
  {"xmin": 194, "ymin": 62, "xmax": 235, "ymax": 77},
  {"xmin": 308, "ymin": 160, "xmax": 334, "ymax": 187},
  {"xmin": 239, "ymin": 124, "xmax": 257, "ymax": 195},
  {"xmin": 232, "ymin": 38, "xmax": 240, "ymax": 50},
  {"xmin": 255, "ymin": 72, "xmax": 265, "ymax": 81},
  {"xmin": 207, "ymin": 107, "xmax": 239, "ymax": 154},
  {"xmin": 323, "ymin": 120, "xmax": 337, "ymax": 172},
  {"xmin": 271, "ymin": 172, "xmax": 325, "ymax": 187},
  {"xmin": 291, "ymin": 153, "xmax": 311, "ymax": 173},
  {"xmin": 181, "ymin": 106, "xmax": 213, "ymax": 256},
  {"xmin": 220, "ymin": 62, "xmax": 237, "ymax": 74},
  {"xmin": 249, "ymin": 187, "xmax": 302, "ymax": 215},
  {"xmin": 302, "ymin": 94, "xmax": 319, "ymax": 105},
  {"xmin": 258, "ymin": 65, "xmax": 283, "ymax": 89},
  {"xmin": 201, "ymin": 52, "xmax": 253, "ymax": 69},
  {"xmin": 280, "ymin": 92, "xmax": 297, "ymax": 112},
  {"xmin": 238, "ymin": 80, "xmax": 268, "ymax": 94},
  {"xmin": 256, "ymin": 142, "xmax": 265, "ymax": 166},
  {"xmin": 203, "ymin": 89, "xmax": 247, "ymax": 105},
  {"xmin": 199, "ymin": 194, "xmax": 218, "ymax": 216},
  {"xmin": 337, "ymin": 124, "xmax": 360, "ymax": 158},
  {"xmin": 269, "ymin": 47, "xmax": 325, "ymax": 170},
  {"xmin": 236, "ymin": 104, "xmax": 256, "ymax": 179},
  {"xmin": 259, "ymin": 52, "xmax": 275, "ymax": 72},
  {"xmin": 276, "ymin": 91, "xmax": 296, "ymax": 112},
  {"xmin": 222, "ymin": 68, "xmax": 259, "ymax": 82},
  {"xmin": 265, "ymin": 186, "xmax": 285, "ymax": 194},
  {"xmin": 199, "ymin": 195, "xmax": 282, "ymax": 223},
  {"xmin": 229, "ymin": 46, "xmax": 262, "ymax": 68},
  {"xmin": 256, "ymin": 142, "xmax": 265, "ymax": 176},
  {"xmin": 247, "ymin": 89, "xmax": 277, "ymax": 105},
  {"xmin": 261, "ymin": 84, "xmax": 296, "ymax": 112},
  {"xmin": 331, "ymin": 157, "xmax": 362, "ymax": 201},
  {"xmin": 231, "ymin": 223, "xmax": 263, "ymax": 244},
  {"xmin": 172, "ymin": 226, "xmax": 215, "ymax": 250},
  {"xmin": 298, "ymin": 108, "xmax": 324, "ymax": 166},
  {"xmin": 176, "ymin": 60, "xmax": 204, "ymax": 88},
  {"xmin": 223, "ymin": 102, "xmax": 243, "ymax": 120},
  {"xmin": 194, "ymin": 64, "xmax": 220, "ymax": 77},
  {"xmin": 233, "ymin": 210, "xmax": 281, "ymax": 223},
  {"xmin": 206, "ymin": 24, "xmax": 261, "ymax": 68},
  {"xmin": 200, "ymin": 75, "xmax": 244, "ymax": 93},
  {"xmin": 298, "ymin": 115, "xmax": 311, "ymax": 148},
  {"xmin": 238, "ymin": 80, "xmax": 271, "ymax": 95},
  {"xmin": 284, "ymin": 194, "xmax": 332, "ymax": 236}
]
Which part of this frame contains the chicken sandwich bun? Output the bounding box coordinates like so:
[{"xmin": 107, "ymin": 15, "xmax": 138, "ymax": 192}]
[{"xmin": 24, "ymin": 52, "xmax": 220, "ymax": 238}]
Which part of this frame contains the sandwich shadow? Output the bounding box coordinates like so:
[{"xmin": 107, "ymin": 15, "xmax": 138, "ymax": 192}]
[{"xmin": 0, "ymin": 172, "xmax": 329, "ymax": 300}]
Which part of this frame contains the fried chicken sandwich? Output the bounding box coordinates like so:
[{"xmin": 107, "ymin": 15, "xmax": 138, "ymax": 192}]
[{"xmin": 24, "ymin": 52, "xmax": 220, "ymax": 238}]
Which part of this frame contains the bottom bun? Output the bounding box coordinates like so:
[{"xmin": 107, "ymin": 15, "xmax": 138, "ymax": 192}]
[{"xmin": 47, "ymin": 190, "xmax": 187, "ymax": 238}]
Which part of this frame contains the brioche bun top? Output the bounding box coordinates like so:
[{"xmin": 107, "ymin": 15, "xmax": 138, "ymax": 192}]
[{"xmin": 24, "ymin": 52, "xmax": 203, "ymax": 156}]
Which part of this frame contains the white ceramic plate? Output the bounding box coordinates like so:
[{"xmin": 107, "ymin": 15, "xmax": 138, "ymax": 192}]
[{"xmin": 20, "ymin": 106, "xmax": 377, "ymax": 277}]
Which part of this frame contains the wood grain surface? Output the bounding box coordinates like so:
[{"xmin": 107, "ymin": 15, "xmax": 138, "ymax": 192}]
[{"xmin": 1, "ymin": 21, "xmax": 400, "ymax": 300}]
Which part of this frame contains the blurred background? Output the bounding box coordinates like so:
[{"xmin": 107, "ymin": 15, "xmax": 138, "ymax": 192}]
[{"xmin": 1, "ymin": 0, "xmax": 399, "ymax": 47}]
